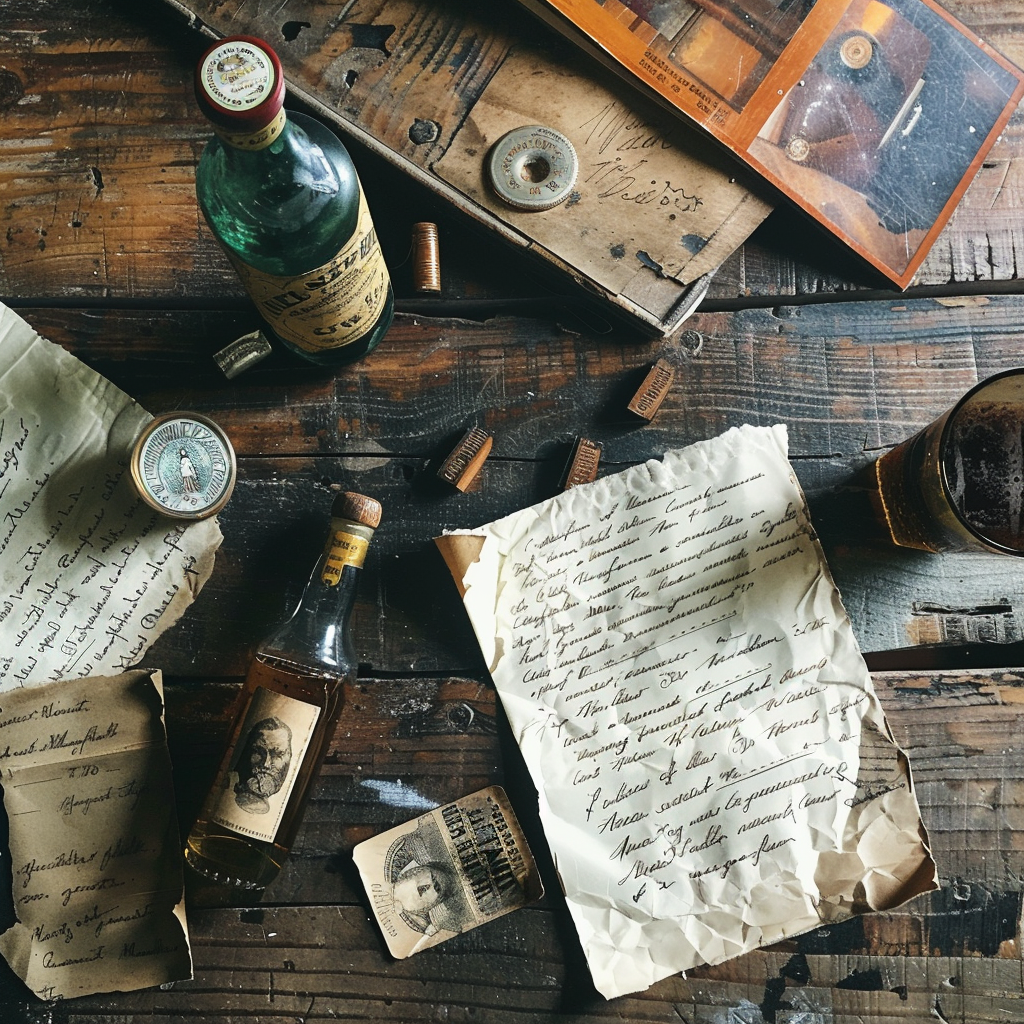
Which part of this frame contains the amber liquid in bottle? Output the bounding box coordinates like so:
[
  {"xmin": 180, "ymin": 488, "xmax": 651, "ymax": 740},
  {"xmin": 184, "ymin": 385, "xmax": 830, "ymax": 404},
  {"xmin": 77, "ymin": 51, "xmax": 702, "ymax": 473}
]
[
  {"xmin": 184, "ymin": 656, "xmax": 344, "ymax": 888},
  {"xmin": 184, "ymin": 493, "xmax": 379, "ymax": 889}
]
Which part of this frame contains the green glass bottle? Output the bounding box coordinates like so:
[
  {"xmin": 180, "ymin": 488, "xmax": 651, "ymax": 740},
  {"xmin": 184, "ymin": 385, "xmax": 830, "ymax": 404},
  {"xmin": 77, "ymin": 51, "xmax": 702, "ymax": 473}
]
[
  {"xmin": 184, "ymin": 491, "xmax": 381, "ymax": 889},
  {"xmin": 194, "ymin": 36, "xmax": 393, "ymax": 365}
]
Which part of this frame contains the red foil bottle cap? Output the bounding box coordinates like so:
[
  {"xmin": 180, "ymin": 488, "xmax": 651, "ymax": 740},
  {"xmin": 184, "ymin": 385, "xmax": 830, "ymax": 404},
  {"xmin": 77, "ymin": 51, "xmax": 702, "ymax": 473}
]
[{"xmin": 195, "ymin": 36, "xmax": 286, "ymax": 134}]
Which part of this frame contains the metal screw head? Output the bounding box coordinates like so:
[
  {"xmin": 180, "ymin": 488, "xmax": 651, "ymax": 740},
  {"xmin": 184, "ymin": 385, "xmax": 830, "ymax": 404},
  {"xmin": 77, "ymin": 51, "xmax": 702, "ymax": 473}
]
[
  {"xmin": 786, "ymin": 136, "xmax": 811, "ymax": 162},
  {"xmin": 487, "ymin": 125, "xmax": 579, "ymax": 212}
]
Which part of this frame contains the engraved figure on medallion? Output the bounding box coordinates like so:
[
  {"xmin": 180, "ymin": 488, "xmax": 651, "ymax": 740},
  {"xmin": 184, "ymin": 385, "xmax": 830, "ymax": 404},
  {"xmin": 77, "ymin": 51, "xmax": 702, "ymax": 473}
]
[{"xmin": 179, "ymin": 449, "xmax": 200, "ymax": 493}]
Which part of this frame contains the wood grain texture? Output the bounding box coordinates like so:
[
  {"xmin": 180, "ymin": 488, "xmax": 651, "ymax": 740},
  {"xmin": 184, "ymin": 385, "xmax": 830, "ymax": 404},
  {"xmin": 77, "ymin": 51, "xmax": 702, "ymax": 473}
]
[
  {"xmin": 13, "ymin": 298, "xmax": 1024, "ymax": 664},
  {"xmin": 2, "ymin": 0, "xmax": 1023, "ymax": 313},
  {"xmin": 16, "ymin": 295, "xmax": 1024, "ymax": 462},
  {"xmin": 2, "ymin": 668, "xmax": 1022, "ymax": 1023},
  {"xmin": 2, "ymin": 3, "xmax": 1024, "ymax": 1021}
]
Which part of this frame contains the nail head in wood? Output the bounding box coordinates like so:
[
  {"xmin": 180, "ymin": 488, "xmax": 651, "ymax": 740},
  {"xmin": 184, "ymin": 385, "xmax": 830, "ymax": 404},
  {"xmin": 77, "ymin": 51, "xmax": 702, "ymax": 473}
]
[
  {"xmin": 627, "ymin": 358, "xmax": 675, "ymax": 421},
  {"xmin": 439, "ymin": 427, "xmax": 493, "ymax": 491}
]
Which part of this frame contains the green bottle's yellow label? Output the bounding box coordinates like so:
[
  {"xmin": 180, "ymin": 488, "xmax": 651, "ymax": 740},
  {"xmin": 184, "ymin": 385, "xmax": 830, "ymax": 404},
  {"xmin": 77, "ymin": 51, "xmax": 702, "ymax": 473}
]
[
  {"xmin": 216, "ymin": 108, "xmax": 287, "ymax": 151},
  {"xmin": 225, "ymin": 191, "xmax": 390, "ymax": 352},
  {"xmin": 321, "ymin": 528, "xmax": 369, "ymax": 585}
]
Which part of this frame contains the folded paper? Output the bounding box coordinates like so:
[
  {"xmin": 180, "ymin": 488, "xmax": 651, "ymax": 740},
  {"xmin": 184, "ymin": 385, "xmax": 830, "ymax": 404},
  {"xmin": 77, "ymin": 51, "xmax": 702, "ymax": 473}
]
[
  {"xmin": 0, "ymin": 669, "xmax": 192, "ymax": 999},
  {"xmin": 436, "ymin": 424, "xmax": 937, "ymax": 999}
]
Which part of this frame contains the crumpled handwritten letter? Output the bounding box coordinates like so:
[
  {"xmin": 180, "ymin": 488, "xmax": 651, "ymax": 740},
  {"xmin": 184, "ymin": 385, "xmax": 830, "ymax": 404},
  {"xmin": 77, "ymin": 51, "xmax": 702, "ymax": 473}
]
[
  {"xmin": 0, "ymin": 303, "xmax": 221, "ymax": 690},
  {"xmin": 436, "ymin": 424, "xmax": 937, "ymax": 999},
  {"xmin": 0, "ymin": 669, "xmax": 192, "ymax": 999}
]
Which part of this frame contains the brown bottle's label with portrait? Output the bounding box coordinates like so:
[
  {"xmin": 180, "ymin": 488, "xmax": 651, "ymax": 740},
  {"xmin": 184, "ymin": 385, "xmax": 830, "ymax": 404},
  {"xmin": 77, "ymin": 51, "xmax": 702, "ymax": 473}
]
[
  {"xmin": 204, "ymin": 683, "xmax": 321, "ymax": 843},
  {"xmin": 226, "ymin": 190, "xmax": 390, "ymax": 352}
]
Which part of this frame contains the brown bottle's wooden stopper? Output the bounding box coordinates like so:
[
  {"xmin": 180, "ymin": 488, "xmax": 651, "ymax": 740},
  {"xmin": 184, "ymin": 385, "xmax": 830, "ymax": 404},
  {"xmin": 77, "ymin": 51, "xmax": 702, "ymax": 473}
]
[
  {"xmin": 332, "ymin": 490, "xmax": 382, "ymax": 528},
  {"xmin": 627, "ymin": 358, "xmax": 675, "ymax": 421},
  {"xmin": 411, "ymin": 222, "xmax": 441, "ymax": 293},
  {"xmin": 438, "ymin": 427, "xmax": 493, "ymax": 491},
  {"xmin": 562, "ymin": 436, "xmax": 602, "ymax": 490}
]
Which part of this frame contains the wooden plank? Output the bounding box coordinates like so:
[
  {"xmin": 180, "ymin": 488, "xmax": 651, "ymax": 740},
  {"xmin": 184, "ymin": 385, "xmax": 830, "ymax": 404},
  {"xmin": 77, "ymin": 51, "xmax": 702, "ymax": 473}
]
[
  {"xmin": 14, "ymin": 297, "xmax": 1024, "ymax": 663},
  {"xmin": 0, "ymin": 0, "xmax": 224, "ymax": 302},
  {"xmin": 0, "ymin": 0, "xmax": 546, "ymax": 314},
  {"xmin": 160, "ymin": 0, "xmax": 1024, "ymax": 300},
  {"xmin": 159, "ymin": 0, "xmax": 773, "ymax": 334},
  {"xmin": 165, "ymin": 668, "xmax": 1024, "ymax": 914},
  {"xmin": 2, "ymin": 0, "xmax": 1023, "ymax": 314},
  {"xmin": 2, "ymin": 667, "xmax": 1022, "ymax": 1022},
  {"xmin": 0, "ymin": 0, "xmax": 770, "ymax": 336},
  {"xmin": 17, "ymin": 295, "xmax": 1024, "ymax": 462}
]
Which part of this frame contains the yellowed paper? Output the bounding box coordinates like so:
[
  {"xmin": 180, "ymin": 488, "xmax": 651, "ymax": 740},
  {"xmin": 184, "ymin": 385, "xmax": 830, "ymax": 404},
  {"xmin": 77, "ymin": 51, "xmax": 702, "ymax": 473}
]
[
  {"xmin": 0, "ymin": 669, "xmax": 192, "ymax": 999},
  {"xmin": 0, "ymin": 303, "xmax": 221, "ymax": 690},
  {"xmin": 353, "ymin": 786, "xmax": 544, "ymax": 959},
  {"xmin": 436, "ymin": 424, "xmax": 937, "ymax": 999}
]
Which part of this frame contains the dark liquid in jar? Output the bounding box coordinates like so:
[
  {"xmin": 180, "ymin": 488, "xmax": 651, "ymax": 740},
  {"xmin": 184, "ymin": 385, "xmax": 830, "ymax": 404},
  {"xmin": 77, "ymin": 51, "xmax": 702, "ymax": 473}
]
[{"xmin": 943, "ymin": 400, "xmax": 1024, "ymax": 551}]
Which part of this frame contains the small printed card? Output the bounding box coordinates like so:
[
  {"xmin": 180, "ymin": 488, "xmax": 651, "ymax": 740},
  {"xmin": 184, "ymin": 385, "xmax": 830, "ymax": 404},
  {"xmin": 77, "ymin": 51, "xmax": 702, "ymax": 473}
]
[{"xmin": 353, "ymin": 786, "xmax": 544, "ymax": 958}]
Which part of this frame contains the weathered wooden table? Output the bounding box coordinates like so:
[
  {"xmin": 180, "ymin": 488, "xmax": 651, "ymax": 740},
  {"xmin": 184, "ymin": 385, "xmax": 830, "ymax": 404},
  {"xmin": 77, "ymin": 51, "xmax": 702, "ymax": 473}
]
[{"xmin": 3, "ymin": 0, "xmax": 1024, "ymax": 1020}]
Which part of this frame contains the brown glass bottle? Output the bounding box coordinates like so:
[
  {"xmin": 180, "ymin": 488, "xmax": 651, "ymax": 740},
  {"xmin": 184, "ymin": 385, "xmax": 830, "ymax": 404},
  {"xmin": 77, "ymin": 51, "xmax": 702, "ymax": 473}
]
[{"xmin": 184, "ymin": 491, "xmax": 380, "ymax": 889}]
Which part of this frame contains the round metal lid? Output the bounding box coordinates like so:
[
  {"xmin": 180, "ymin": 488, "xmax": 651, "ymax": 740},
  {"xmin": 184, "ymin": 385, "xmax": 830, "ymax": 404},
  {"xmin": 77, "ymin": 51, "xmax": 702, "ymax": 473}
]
[
  {"xmin": 130, "ymin": 412, "xmax": 237, "ymax": 520},
  {"xmin": 487, "ymin": 125, "xmax": 579, "ymax": 212},
  {"xmin": 195, "ymin": 36, "xmax": 285, "ymax": 133}
]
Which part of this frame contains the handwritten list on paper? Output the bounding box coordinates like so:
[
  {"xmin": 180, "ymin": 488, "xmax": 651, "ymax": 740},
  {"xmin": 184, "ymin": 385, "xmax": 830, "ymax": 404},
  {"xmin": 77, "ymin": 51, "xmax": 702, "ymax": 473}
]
[
  {"xmin": 437, "ymin": 425, "xmax": 936, "ymax": 999},
  {"xmin": 0, "ymin": 303, "xmax": 221, "ymax": 691},
  {"xmin": 0, "ymin": 669, "xmax": 192, "ymax": 999}
]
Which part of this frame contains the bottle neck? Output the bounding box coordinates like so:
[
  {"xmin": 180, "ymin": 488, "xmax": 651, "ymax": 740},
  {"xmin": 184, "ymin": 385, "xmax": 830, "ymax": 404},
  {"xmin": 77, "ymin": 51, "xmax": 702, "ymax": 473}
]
[
  {"xmin": 207, "ymin": 111, "xmax": 342, "ymax": 204},
  {"xmin": 214, "ymin": 106, "xmax": 289, "ymax": 153},
  {"xmin": 259, "ymin": 516, "xmax": 375, "ymax": 670},
  {"xmin": 320, "ymin": 516, "xmax": 374, "ymax": 583}
]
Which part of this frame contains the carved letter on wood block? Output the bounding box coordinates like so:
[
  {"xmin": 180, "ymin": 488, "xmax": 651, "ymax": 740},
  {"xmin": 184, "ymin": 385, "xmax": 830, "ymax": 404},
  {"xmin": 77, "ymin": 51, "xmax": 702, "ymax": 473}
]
[
  {"xmin": 628, "ymin": 359, "xmax": 675, "ymax": 421},
  {"xmin": 562, "ymin": 436, "xmax": 602, "ymax": 490},
  {"xmin": 439, "ymin": 427, "xmax": 493, "ymax": 491}
]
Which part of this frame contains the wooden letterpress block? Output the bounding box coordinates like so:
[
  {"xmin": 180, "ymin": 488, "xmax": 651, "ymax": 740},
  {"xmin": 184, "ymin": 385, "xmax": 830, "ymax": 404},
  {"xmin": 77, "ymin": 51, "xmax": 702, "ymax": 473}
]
[
  {"xmin": 628, "ymin": 359, "xmax": 675, "ymax": 421},
  {"xmin": 562, "ymin": 436, "xmax": 602, "ymax": 490},
  {"xmin": 438, "ymin": 427, "xmax": 493, "ymax": 491}
]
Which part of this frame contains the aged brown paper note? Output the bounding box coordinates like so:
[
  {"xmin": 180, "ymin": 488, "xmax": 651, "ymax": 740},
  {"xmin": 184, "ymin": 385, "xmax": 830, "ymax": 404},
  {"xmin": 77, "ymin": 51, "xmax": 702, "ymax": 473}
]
[
  {"xmin": 0, "ymin": 669, "xmax": 192, "ymax": 999},
  {"xmin": 0, "ymin": 302, "xmax": 221, "ymax": 691},
  {"xmin": 435, "ymin": 424, "xmax": 937, "ymax": 999}
]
